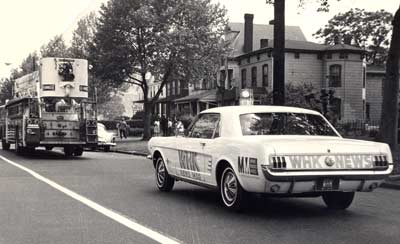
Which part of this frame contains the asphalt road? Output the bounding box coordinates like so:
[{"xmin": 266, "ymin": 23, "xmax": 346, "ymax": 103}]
[{"xmin": 0, "ymin": 148, "xmax": 399, "ymax": 244}]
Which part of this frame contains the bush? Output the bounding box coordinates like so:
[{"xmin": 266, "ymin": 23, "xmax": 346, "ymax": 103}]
[
  {"xmin": 128, "ymin": 127, "xmax": 143, "ymax": 137},
  {"xmin": 99, "ymin": 120, "xmax": 118, "ymax": 130},
  {"xmin": 126, "ymin": 119, "xmax": 144, "ymax": 128}
]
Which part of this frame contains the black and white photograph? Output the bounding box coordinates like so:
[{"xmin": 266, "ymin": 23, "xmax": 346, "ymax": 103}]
[{"xmin": 0, "ymin": 0, "xmax": 399, "ymax": 243}]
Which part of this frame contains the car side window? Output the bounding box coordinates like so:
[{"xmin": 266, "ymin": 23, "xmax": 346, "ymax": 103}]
[{"xmin": 188, "ymin": 113, "xmax": 220, "ymax": 139}]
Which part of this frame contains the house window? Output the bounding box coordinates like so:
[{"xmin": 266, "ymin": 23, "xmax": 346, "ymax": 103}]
[
  {"xmin": 262, "ymin": 64, "xmax": 268, "ymax": 87},
  {"xmin": 220, "ymin": 69, "xmax": 233, "ymax": 88},
  {"xmin": 327, "ymin": 53, "xmax": 332, "ymax": 59},
  {"xmin": 241, "ymin": 69, "xmax": 247, "ymax": 89},
  {"xmin": 177, "ymin": 81, "xmax": 181, "ymax": 95},
  {"xmin": 294, "ymin": 52, "xmax": 300, "ymax": 59},
  {"xmin": 339, "ymin": 53, "xmax": 348, "ymax": 59},
  {"xmin": 329, "ymin": 64, "xmax": 342, "ymax": 87},
  {"xmin": 166, "ymin": 84, "xmax": 170, "ymax": 96},
  {"xmin": 171, "ymin": 81, "xmax": 175, "ymax": 95},
  {"xmin": 251, "ymin": 66, "xmax": 257, "ymax": 87},
  {"xmin": 317, "ymin": 53, "xmax": 323, "ymax": 60}
]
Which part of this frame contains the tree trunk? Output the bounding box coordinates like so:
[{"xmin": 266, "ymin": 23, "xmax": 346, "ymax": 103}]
[
  {"xmin": 379, "ymin": 6, "xmax": 400, "ymax": 152},
  {"xmin": 273, "ymin": 0, "xmax": 285, "ymax": 105},
  {"xmin": 142, "ymin": 101, "xmax": 153, "ymax": 141},
  {"xmin": 141, "ymin": 72, "xmax": 153, "ymax": 141}
]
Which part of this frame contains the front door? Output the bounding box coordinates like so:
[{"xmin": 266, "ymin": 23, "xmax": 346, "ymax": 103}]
[{"xmin": 175, "ymin": 113, "xmax": 220, "ymax": 184}]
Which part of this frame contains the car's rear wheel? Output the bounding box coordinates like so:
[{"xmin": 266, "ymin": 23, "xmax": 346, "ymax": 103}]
[
  {"xmin": 74, "ymin": 147, "xmax": 84, "ymax": 156},
  {"xmin": 155, "ymin": 157, "xmax": 174, "ymax": 192},
  {"xmin": 64, "ymin": 146, "xmax": 74, "ymax": 157},
  {"xmin": 103, "ymin": 146, "xmax": 110, "ymax": 152},
  {"xmin": 220, "ymin": 166, "xmax": 247, "ymax": 211},
  {"xmin": 322, "ymin": 192, "xmax": 355, "ymax": 210}
]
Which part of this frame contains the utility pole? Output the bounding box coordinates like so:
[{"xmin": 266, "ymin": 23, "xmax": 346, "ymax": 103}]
[{"xmin": 272, "ymin": 0, "xmax": 285, "ymax": 105}]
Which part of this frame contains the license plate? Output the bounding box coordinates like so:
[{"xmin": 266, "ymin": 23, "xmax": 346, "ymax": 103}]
[{"xmin": 315, "ymin": 178, "xmax": 339, "ymax": 191}]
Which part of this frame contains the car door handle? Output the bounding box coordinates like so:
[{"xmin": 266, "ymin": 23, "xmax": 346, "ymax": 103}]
[{"xmin": 200, "ymin": 142, "xmax": 206, "ymax": 147}]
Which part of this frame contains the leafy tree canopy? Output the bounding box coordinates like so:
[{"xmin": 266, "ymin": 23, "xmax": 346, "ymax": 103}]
[
  {"xmin": 40, "ymin": 35, "xmax": 71, "ymax": 58},
  {"xmin": 90, "ymin": 0, "xmax": 228, "ymax": 99},
  {"xmin": 70, "ymin": 12, "xmax": 98, "ymax": 59},
  {"xmin": 314, "ymin": 8, "xmax": 393, "ymax": 65},
  {"xmin": 0, "ymin": 78, "xmax": 14, "ymax": 104},
  {"xmin": 90, "ymin": 0, "xmax": 228, "ymax": 139}
]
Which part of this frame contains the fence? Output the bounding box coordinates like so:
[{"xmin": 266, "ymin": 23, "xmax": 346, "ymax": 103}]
[{"xmin": 337, "ymin": 120, "xmax": 380, "ymax": 138}]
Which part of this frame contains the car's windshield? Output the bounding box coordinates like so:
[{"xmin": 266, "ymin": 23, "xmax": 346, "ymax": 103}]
[{"xmin": 239, "ymin": 112, "xmax": 338, "ymax": 136}]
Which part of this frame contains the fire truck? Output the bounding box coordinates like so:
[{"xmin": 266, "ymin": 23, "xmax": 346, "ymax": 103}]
[{"xmin": 0, "ymin": 57, "xmax": 97, "ymax": 157}]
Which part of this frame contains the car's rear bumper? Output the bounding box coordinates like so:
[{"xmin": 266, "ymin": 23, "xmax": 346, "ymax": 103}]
[{"xmin": 242, "ymin": 167, "xmax": 392, "ymax": 194}]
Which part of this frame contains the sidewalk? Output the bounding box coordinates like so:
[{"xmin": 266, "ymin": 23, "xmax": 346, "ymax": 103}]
[
  {"xmin": 112, "ymin": 136, "xmax": 150, "ymax": 156},
  {"xmin": 111, "ymin": 136, "xmax": 400, "ymax": 189}
]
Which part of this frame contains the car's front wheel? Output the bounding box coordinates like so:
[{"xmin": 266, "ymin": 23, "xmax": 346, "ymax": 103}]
[
  {"xmin": 322, "ymin": 192, "xmax": 355, "ymax": 210},
  {"xmin": 220, "ymin": 166, "xmax": 247, "ymax": 211},
  {"xmin": 155, "ymin": 157, "xmax": 174, "ymax": 192}
]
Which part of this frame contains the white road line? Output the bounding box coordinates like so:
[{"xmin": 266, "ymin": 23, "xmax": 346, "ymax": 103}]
[{"xmin": 0, "ymin": 155, "xmax": 181, "ymax": 244}]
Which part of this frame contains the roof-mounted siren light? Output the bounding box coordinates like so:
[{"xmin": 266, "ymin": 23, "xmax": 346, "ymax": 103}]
[
  {"xmin": 239, "ymin": 89, "xmax": 254, "ymax": 106},
  {"xmin": 58, "ymin": 61, "xmax": 75, "ymax": 81}
]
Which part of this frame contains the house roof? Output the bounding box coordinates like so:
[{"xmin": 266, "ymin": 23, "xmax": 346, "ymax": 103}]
[
  {"xmin": 174, "ymin": 89, "xmax": 217, "ymax": 103},
  {"xmin": 235, "ymin": 40, "xmax": 365, "ymax": 59},
  {"xmin": 324, "ymin": 43, "xmax": 364, "ymax": 52},
  {"xmin": 227, "ymin": 22, "xmax": 307, "ymax": 56},
  {"xmin": 367, "ymin": 65, "xmax": 386, "ymax": 74}
]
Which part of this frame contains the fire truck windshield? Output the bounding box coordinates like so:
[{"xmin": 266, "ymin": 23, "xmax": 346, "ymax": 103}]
[{"xmin": 42, "ymin": 97, "xmax": 81, "ymax": 113}]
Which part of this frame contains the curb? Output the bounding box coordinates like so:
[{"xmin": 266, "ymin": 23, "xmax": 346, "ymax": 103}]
[
  {"xmin": 381, "ymin": 174, "xmax": 400, "ymax": 190},
  {"xmin": 111, "ymin": 149, "xmax": 148, "ymax": 157},
  {"xmin": 381, "ymin": 182, "xmax": 400, "ymax": 190}
]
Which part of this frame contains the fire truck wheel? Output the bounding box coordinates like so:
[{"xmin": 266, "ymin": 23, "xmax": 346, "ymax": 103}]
[
  {"xmin": 2, "ymin": 140, "xmax": 10, "ymax": 150},
  {"xmin": 64, "ymin": 147, "xmax": 74, "ymax": 157},
  {"xmin": 74, "ymin": 147, "xmax": 84, "ymax": 156}
]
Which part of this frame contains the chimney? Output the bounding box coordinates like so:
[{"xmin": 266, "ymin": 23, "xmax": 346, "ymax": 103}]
[
  {"xmin": 343, "ymin": 35, "xmax": 352, "ymax": 45},
  {"xmin": 333, "ymin": 35, "xmax": 341, "ymax": 45},
  {"xmin": 244, "ymin": 13, "xmax": 254, "ymax": 53},
  {"xmin": 260, "ymin": 39, "xmax": 269, "ymax": 49}
]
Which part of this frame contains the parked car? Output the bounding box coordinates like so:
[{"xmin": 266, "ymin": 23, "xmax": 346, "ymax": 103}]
[
  {"xmin": 148, "ymin": 106, "xmax": 393, "ymax": 211},
  {"xmin": 97, "ymin": 123, "xmax": 116, "ymax": 152}
]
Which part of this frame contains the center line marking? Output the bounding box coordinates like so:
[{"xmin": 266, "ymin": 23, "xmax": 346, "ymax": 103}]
[{"xmin": 0, "ymin": 154, "xmax": 181, "ymax": 244}]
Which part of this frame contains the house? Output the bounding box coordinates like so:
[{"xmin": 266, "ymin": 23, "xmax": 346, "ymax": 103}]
[{"xmin": 142, "ymin": 13, "xmax": 387, "ymax": 124}]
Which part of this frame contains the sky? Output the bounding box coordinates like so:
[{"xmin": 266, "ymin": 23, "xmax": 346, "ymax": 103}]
[{"xmin": 0, "ymin": 0, "xmax": 399, "ymax": 79}]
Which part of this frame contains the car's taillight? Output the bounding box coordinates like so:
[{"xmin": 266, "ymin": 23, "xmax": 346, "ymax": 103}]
[
  {"xmin": 373, "ymin": 155, "xmax": 388, "ymax": 168},
  {"xmin": 271, "ymin": 156, "xmax": 287, "ymax": 169}
]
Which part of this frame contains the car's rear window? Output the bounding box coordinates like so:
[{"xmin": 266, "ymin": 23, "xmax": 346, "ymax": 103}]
[{"xmin": 239, "ymin": 112, "xmax": 338, "ymax": 136}]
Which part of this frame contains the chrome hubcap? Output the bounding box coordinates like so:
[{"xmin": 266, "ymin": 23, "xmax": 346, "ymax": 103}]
[
  {"xmin": 156, "ymin": 159, "xmax": 166, "ymax": 186},
  {"xmin": 222, "ymin": 170, "xmax": 237, "ymax": 205}
]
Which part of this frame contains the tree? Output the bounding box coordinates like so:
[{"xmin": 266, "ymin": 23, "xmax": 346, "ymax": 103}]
[
  {"xmin": 379, "ymin": 6, "xmax": 400, "ymax": 150},
  {"xmin": 40, "ymin": 35, "xmax": 71, "ymax": 58},
  {"xmin": 97, "ymin": 95, "xmax": 126, "ymax": 120},
  {"xmin": 70, "ymin": 12, "xmax": 98, "ymax": 59},
  {"xmin": 90, "ymin": 0, "xmax": 228, "ymax": 140},
  {"xmin": 0, "ymin": 78, "xmax": 14, "ymax": 104},
  {"xmin": 69, "ymin": 12, "xmax": 116, "ymax": 108},
  {"xmin": 314, "ymin": 8, "xmax": 393, "ymax": 65}
]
